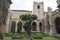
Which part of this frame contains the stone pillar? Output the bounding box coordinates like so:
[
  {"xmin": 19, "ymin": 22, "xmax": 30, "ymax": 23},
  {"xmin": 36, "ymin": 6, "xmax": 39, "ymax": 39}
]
[
  {"xmin": 44, "ymin": 19, "xmax": 50, "ymax": 34},
  {"xmin": 7, "ymin": 10, "xmax": 12, "ymax": 33},
  {"xmin": 6, "ymin": 12, "xmax": 10, "ymax": 33},
  {"xmin": 6, "ymin": 10, "xmax": 11, "ymax": 33},
  {"xmin": 42, "ymin": 19, "xmax": 44, "ymax": 32},
  {"xmin": 36, "ymin": 21, "xmax": 40, "ymax": 32},
  {"xmin": 15, "ymin": 21, "xmax": 17, "ymax": 32},
  {"xmin": 21, "ymin": 21, "xmax": 25, "ymax": 32},
  {"xmin": 44, "ymin": 14, "xmax": 49, "ymax": 34},
  {"xmin": 48, "ymin": 7, "xmax": 52, "ymax": 26},
  {"xmin": 48, "ymin": 7, "xmax": 55, "ymax": 35}
]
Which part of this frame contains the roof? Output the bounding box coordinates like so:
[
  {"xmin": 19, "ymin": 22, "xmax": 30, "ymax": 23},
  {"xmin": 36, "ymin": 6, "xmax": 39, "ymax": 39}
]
[{"xmin": 11, "ymin": 10, "xmax": 32, "ymax": 12}]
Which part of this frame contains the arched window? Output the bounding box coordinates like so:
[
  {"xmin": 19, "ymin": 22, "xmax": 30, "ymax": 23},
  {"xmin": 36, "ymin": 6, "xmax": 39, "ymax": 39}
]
[
  {"xmin": 39, "ymin": 22, "xmax": 42, "ymax": 31},
  {"xmin": 32, "ymin": 22, "xmax": 36, "ymax": 31},
  {"xmin": 37, "ymin": 5, "xmax": 40, "ymax": 9},
  {"xmin": 55, "ymin": 17, "xmax": 60, "ymax": 34}
]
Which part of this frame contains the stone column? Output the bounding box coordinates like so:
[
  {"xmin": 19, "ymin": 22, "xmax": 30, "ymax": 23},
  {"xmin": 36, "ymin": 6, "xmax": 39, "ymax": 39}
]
[
  {"xmin": 21, "ymin": 21, "xmax": 25, "ymax": 32},
  {"xmin": 6, "ymin": 13, "xmax": 10, "ymax": 33},
  {"xmin": 6, "ymin": 10, "xmax": 11, "ymax": 33},
  {"xmin": 44, "ymin": 20, "xmax": 50, "ymax": 34},
  {"xmin": 15, "ymin": 20, "xmax": 18, "ymax": 32},
  {"xmin": 36, "ymin": 21, "xmax": 40, "ymax": 32},
  {"xmin": 48, "ymin": 7, "xmax": 55, "ymax": 35},
  {"xmin": 42, "ymin": 19, "xmax": 44, "ymax": 32}
]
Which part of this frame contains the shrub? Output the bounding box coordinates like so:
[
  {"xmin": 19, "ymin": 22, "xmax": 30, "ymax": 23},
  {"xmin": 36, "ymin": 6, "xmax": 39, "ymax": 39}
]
[
  {"xmin": 11, "ymin": 21, "xmax": 16, "ymax": 33},
  {"xmin": 17, "ymin": 21, "xmax": 22, "ymax": 33}
]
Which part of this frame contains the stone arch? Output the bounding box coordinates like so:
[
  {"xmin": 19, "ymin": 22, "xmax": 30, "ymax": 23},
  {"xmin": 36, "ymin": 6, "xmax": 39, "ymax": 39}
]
[
  {"xmin": 17, "ymin": 21, "xmax": 22, "ymax": 33},
  {"xmin": 55, "ymin": 17, "xmax": 60, "ymax": 34},
  {"xmin": 39, "ymin": 22, "xmax": 42, "ymax": 31},
  {"xmin": 32, "ymin": 22, "xmax": 37, "ymax": 31}
]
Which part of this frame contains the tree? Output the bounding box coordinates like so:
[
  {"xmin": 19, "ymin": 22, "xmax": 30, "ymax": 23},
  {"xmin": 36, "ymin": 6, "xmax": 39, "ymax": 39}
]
[
  {"xmin": 20, "ymin": 14, "xmax": 37, "ymax": 35},
  {"xmin": 20, "ymin": 14, "xmax": 37, "ymax": 21},
  {"xmin": 17, "ymin": 21, "xmax": 22, "ymax": 33},
  {"xmin": 11, "ymin": 21, "xmax": 16, "ymax": 33}
]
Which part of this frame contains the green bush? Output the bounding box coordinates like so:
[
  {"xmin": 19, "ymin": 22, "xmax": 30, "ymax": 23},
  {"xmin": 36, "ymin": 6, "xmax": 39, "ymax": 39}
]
[
  {"xmin": 11, "ymin": 21, "xmax": 16, "ymax": 33},
  {"xmin": 17, "ymin": 21, "xmax": 22, "ymax": 33},
  {"xmin": 4, "ymin": 33, "xmax": 13, "ymax": 37}
]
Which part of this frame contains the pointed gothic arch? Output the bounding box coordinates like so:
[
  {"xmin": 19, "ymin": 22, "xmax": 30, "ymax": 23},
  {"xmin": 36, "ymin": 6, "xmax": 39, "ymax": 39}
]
[
  {"xmin": 39, "ymin": 22, "xmax": 42, "ymax": 31},
  {"xmin": 32, "ymin": 22, "xmax": 36, "ymax": 31}
]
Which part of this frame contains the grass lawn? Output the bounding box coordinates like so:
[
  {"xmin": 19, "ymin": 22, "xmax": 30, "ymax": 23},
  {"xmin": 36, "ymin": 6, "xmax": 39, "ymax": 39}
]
[
  {"xmin": 4, "ymin": 37, "xmax": 12, "ymax": 40},
  {"xmin": 31, "ymin": 32, "xmax": 60, "ymax": 40},
  {"xmin": 4, "ymin": 32, "xmax": 60, "ymax": 40},
  {"xmin": 43, "ymin": 36, "xmax": 60, "ymax": 40}
]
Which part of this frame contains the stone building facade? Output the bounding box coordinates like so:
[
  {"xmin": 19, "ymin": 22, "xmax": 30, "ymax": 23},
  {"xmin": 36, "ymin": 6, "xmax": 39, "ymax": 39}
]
[
  {"xmin": 7, "ymin": 10, "xmax": 32, "ymax": 32},
  {"xmin": 7, "ymin": 0, "xmax": 60, "ymax": 35}
]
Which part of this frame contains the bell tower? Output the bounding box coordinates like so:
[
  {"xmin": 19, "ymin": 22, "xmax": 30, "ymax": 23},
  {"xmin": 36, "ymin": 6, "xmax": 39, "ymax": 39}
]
[
  {"xmin": 33, "ymin": 1, "xmax": 44, "ymax": 20},
  {"xmin": 33, "ymin": 1, "xmax": 44, "ymax": 32}
]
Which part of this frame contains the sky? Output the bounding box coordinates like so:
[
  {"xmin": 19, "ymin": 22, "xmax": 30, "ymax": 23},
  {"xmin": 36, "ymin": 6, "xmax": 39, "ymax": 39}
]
[{"xmin": 10, "ymin": 0, "xmax": 57, "ymax": 11}]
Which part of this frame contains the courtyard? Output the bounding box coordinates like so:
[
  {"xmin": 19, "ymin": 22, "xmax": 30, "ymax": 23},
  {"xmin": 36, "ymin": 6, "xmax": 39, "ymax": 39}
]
[
  {"xmin": 4, "ymin": 32, "xmax": 60, "ymax": 40},
  {"xmin": 0, "ymin": 0, "xmax": 60, "ymax": 40}
]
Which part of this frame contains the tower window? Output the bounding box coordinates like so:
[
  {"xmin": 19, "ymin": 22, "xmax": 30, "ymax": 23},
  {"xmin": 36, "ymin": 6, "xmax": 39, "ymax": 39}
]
[{"xmin": 37, "ymin": 5, "xmax": 40, "ymax": 9}]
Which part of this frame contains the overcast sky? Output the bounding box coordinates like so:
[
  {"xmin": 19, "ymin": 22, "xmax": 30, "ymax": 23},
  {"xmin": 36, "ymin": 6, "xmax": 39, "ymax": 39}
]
[{"xmin": 10, "ymin": 0, "xmax": 57, "ymax": 11}]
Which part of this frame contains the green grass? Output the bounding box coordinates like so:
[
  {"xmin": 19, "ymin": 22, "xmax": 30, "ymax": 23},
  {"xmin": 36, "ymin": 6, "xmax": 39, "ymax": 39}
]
[
  {"xmin": 4, "ymin": 32, "xmax": 60, "ymax": 40},
  {"xmin": 43, "ymin": 36, "xmax": 60, "ymax": 40},
  {"xmin": 31, "ymin": 32, "xmax": 60, "ymax": 40},
  {"xmin": 4, "ymin": 37, "xmax": 12, "ymax": 40},
  {"xmin": 4, "ymin": 32, "xmax": 26, "ymax": 40}
]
